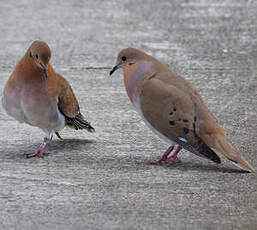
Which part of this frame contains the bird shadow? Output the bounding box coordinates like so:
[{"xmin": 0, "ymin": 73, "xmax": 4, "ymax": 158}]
[
  {"xmin": 99, "ymin": 154, "xmax": 250, "ymax": 174},
  {"xmin": 47, "ymin": 138, "xmax": 95, "ymax": 151},
  {"xmin": 146, "ymin": 159, "xmax": 250, "ymax": 174},
  {"xmin": 1, "ymin": 139, "xmax": 251, "ymax": 174},
  {"xmin": 34, "ymin": 138, "xmax": 96, "ymax": 157},
  {"xmin": 2, "ymin": 138, "xmax": 96, "ymax": 160}
]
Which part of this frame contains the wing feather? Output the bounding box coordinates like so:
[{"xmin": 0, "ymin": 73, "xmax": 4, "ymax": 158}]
[{"xmin": 139, "ymin": 73, "xmax": 220, "ymax": 163}]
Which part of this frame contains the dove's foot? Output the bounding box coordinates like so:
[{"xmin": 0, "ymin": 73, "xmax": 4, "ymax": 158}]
[
  {"xmin": 25, "ymin": 137, "xmax": 51, "ymax": 158},
  {"xmin": 154, "ymin": 146, "xmax": 182, "ymax": 164}
]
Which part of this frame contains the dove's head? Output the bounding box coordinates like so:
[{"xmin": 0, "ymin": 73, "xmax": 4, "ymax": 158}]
[
  {"xmin": 110, "ymin": 48, "xmax": 155, "ymax": 101},
  {"xmin": 109, "ymin": 48, "xmax": 152, "ymax": 76},
  {"xmin": 28, "ymin": 40, "xmax": 51, "ymax": 78}
]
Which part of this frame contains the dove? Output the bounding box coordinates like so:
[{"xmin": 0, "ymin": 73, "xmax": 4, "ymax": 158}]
[
  {"xmin": 2, "ymin": 40, "xmax": 94, "ymax": 157},
  {"xmin": 110, "ymin": 48, "xmax": 254, "ymax": 172}
]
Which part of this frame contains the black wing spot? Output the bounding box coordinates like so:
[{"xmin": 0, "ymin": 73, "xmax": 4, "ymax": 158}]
[
  {"xmin": 173, "ymin": 107, "xmax": 177, "ymax": 111},
  {"xmin": 169, "ymin": 121, "xmax": 175, "ymax": 126},
  {"xmin": 194, "ymin": 116, "xmax": 197, "ymax": 122},
  {"xmin": 169, "ymin": 111, "xmax": 173, "ymax": 115},
  {"xmin": 184, "ymin": 127, "xmax": 189, "ymax": 134},
  {"xmin": 183, "ymin": 119, "xmax": 189, "ymax": 123},
  {"xmin": 193, "ymin": 122, "xmax": 198, "ymax": 137}
]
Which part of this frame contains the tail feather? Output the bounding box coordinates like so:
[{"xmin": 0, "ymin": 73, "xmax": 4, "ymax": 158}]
[
  {"xmin": 203, "ymin": 134, "xmax": 255, "ymax": 172},
  {"xmin": 175, "ymin": 138, "xmax": 221, "ymax": 164},
  {"xmin": 196, "ymin": 140, "xmax": 221, "ymax": 164},
  {"xmin": 65, "ymin": 112, "xmax": 95, "ymax": 133}
]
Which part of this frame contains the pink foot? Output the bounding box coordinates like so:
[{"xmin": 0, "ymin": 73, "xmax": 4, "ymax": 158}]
[
  {"xmin": 26, "ymin": 151, "xmax": 43, "ymax": 158},
  {"xmin": 153, "ymin": 145, "xmax": 174, "ymax": 163},
  {"xmin": 167, "ymin": 146, "xmax": 182, "ymax": 161},
  {"xmin": 25, "ymin": 137, "xmax": 52, "ymax": 158},
  {"xmin": 153, "ymin": 145, "xmax": 182, "ymax": 164}
]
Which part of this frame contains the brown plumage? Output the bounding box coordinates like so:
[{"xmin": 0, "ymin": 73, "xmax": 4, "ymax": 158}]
[
  {"xmin": 56, "ymin": 71, "xmax": 94, "ymax": 132},
  {"xmin": 110, "ymin": 48, "xmax": 254, "ymax": 172},
  {"xmin": 2, "ymin": 40, "xmax": 94, "ymax": 157}
]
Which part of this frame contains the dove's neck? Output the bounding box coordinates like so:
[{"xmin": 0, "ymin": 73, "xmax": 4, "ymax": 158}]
[{"xmin": 123, "ymin": 60, "xmax": 154, "ymax": 103}]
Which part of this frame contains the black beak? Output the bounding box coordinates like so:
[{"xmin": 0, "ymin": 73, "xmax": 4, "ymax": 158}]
[
  {"xmin": 109, "ymin": 65, "xmax": 119, "ymax": 76},
  {"xmin": 40, "ymin": 63, "xmax": 48, "ymax": 78}
]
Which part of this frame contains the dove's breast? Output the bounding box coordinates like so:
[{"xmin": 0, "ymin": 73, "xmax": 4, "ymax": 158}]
[
  {"xmin": 2, "ymin": 84, "xmax": 28, "ymax": 123},
  {"xmin": 132, "ymin": 95, "xmax": 175, "ymax": 146}
]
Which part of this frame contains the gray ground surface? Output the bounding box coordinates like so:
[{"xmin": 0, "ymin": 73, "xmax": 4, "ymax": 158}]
[{"xmin": 0, "ymin": 0, "xmax": 257, "ymax": 229}]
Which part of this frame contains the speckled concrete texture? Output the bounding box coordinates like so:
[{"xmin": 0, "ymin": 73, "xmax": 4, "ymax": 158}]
[{"xmin": 0, "ymin": 0, "xmax": 257, "ymax": 229}]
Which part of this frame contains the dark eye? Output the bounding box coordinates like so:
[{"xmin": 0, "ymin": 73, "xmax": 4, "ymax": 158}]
[
  {"xmin": 35, "ymin": 54, "xmax": 39, "ymax": 59},
  {"xmin": 121, "ymin": 56, "xmax": 126, "ymax": 61}
]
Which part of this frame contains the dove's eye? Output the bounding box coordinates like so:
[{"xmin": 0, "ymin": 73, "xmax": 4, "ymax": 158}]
[{"xmin": 121, "ymin": 56, "xmax": 126, "ymax": 61}]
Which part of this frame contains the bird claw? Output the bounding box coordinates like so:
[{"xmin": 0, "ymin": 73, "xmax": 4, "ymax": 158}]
[
  {"xmin": 152, "ymin": 156, "xmax": 180, "ymax": 164},
  {"xmin": 167, "ymin": 157, "xmax": 182, "ymax": 164},
  {"xmin": 153, "ymin": 146, "xmax": 182, "ymax": 164},
  {"xmin": 25, "ymin": 137, "xmax": 51, "ymax": 158},
  {"xmin": 152, "ymin": 156, "xmax": 168, "ymax": 164},
  {"xmin": 25, "ymin": 151, "xmax": 43, "ymax": 158}
]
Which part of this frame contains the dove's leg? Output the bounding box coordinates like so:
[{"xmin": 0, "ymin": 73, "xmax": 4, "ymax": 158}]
[
  {"xmin": 154, "ymin": 145, "xmax": 175, "ymax": 163},
  {"xmin": 167, "ymin": 146, "xmax": 182, "ymax": 160},
  {"xmin": 25, "ymin": 137, "xmax": 52, "ymax": 158},
  {"xmin": 55, "ymin": 131, "xmax": 63, "ymax": 140}
]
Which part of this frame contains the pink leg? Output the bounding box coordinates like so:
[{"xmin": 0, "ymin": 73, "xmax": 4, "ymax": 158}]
[
  {"xmin": 167, "ymin": 146, "xmax": 182, "ymax": 160},
  {"xmin": 153, "ymin": 145, "xmax": 174, "ymax": 163},
  {"xmin": 25, "ymin": 137, "xmax": 52, "ymax": 158},
  {"xmin": 154, "ymin": 145, "xmax": 182, "ymax": 164}
]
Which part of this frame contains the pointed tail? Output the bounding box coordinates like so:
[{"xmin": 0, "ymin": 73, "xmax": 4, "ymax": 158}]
[{"xmin": 203, "ymin": 134, "xmax": 255, "ymax": 172}]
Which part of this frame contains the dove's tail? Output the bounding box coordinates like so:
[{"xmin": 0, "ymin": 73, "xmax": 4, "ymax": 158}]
[
  {"xmin": 202, "ymin": 133, "xmax": 254, "ymax": 172},
  {"xmin": 65, "ymin": 112, "xmax": 95, "ymax": 133}
]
